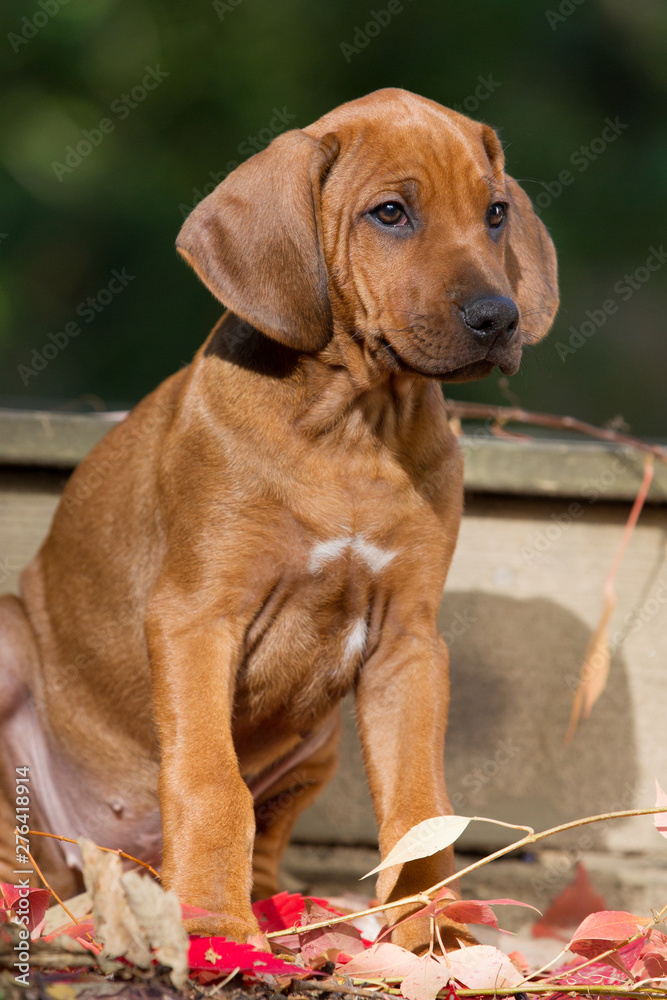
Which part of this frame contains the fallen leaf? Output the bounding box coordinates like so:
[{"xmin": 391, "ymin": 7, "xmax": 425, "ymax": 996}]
[
  {"xmin": 79, "ymin": 838, "xmax": 189, "ymax": 988},
  {"xmin": 565, "ymin": 594, "xmax": 615, "ymax": 743},
  {"xmin": 42, "ymin": 891, "xmax": 93, "ymax": 936},
  {"xmin": 343, "ymin": 941, "xmax": 420, "ymax": 980},
  {"xmin": 377, "ymin": 891, "xmax": 538, "ymax": 942},
  {"xmin": 532, "ymin": 864, "xmax": 606, "ymax": 939},
  {"xmin": 508, "ymin": 949, "xmax": 530, "ymax": 976},
  {"xmin": 43, "ymin": 919, "xmax": 98, "ymax": 954},
  {"xmin": 0, "ymin": 882, "xmax": 51, "ymax": 937},
  {"xmin": 444, "ymin": 897, "xmax": 539, "ymax": 931},
  {"xmin": 45, "ymin": 985, "xmax": 77, "ymax": 1000},
  {"xmin": 550, "ymin": 959, "xmax": 628, "ymax": 990},
  {"xmin": 567, "ymin": 909, "xmax": 648, "ymax": 961},
  {"xmin": 634, "ymin": 927, "xmax": 667, "ymax": 980},
  {"xmin": 362, "ymin": 816, "xmax": 471, "ymax": 878},
  {"xmin": 80, "ymin": 839, "xmax": 151, "ymax": 974},
  {"xmin": 188, "ymin": 935, "xmax": 307, "ymax": 978},
  {"xmin": 566, "ymin": 456, "xmax": 654, "ymax": 742},
  {"xmin": 400, "ymin": 953, "xmax": 452, "ymax": 1000},
  {"xmin": 121, "ymin": 868, "xmax": 189, "ymax": 989},
  {"xmin": 298, "ymin": 900, "xmax": 364, "ymax": 964},
  {"xmin": 446, "ymin": 944, "xmax": 524, "ymax": 989}
]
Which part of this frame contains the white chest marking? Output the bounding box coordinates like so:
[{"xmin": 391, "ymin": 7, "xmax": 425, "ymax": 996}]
[
  {"xmin": 342, "ymin": 616, "xmax": 368, "ymax": 666},
  {"xmin": 350, "ymin": 535, "xmax": 397, "ymax": 573},
  {"xmin": 309, "ymin": 533, "xmax": 396, "ymax": 575},
  {"xmin": 309, "ymin": 537, "xmax": 350, "ymax": 573}
]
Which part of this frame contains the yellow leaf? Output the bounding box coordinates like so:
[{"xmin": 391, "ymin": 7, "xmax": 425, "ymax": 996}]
[{"xmin": 47, "ymin": 986, "xmax": 77, "ymax": 1000}]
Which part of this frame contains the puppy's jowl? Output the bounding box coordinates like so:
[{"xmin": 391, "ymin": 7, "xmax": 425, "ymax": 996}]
[{"xmin": 0, "ymin": 88, "xmax": 557, "ymax": 952}]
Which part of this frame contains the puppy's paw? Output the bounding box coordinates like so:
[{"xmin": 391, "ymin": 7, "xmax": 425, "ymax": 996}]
[{"xmin": 183, "ymin": 910, "xmax": 260, "ymax": 941}]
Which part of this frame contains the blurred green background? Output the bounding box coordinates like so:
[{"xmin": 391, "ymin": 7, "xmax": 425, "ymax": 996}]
[{"xmin": 0, "ymin": 0, "xmax": 665, "ymax": 435}]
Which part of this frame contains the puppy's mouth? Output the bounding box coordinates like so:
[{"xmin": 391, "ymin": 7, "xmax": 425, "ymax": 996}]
[{"xmin": 378, "ymin": 337, "xmax": 520, "ymax": 382}]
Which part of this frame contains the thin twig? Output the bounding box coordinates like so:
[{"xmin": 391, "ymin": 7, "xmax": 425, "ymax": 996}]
[
  {"xmin": 607, "ymin": 456, "xmax": 656, "ymax": 579},
  {"xmin": 267, "ymin": 807, "xmax": 667, "ymax": 939},
  {"xmin": 300, "ymin": 978, "xmax": 394, "ymax": 999},
  {"xmin": 27, "ymin": 828, "xmax": 160, "ymax": 880},
  {"xmin": 25, "ymin": 844, "xmax": 101, "ymax": 952},
  {"xmin": 452, "ymin": 988, "xmax": 667, "ymax": 997},
  {"xmin": 444, "ymin": 400, "xmax": 667, "ymax": 462},
  {"xmin": 0, "ymin": 952, "xmax": 98, "ymax": 969}
]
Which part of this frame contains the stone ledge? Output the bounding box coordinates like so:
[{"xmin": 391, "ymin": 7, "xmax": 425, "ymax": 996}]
[{"xmin": 0, "ymin": 408, "xmax": 665, "ymax": 502}]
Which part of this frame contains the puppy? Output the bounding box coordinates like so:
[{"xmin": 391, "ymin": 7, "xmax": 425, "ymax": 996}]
[{"xmin": 0, "ymin": 88, "xmax": 557, "ymax": 952}]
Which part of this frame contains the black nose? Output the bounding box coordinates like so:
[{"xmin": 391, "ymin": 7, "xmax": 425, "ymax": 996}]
[{"xmin": 461, "ymin": 295, "xmax": 519, "ymax": 347}]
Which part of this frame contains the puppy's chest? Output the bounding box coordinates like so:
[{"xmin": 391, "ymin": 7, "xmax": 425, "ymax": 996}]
[{"xmin": 237, "ymin": 526, "xmax": 400, "ymax": 724}]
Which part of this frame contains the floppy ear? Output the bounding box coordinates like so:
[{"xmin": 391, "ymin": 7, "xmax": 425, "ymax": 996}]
[
  {"xmin": 176, "ymin": 129, "xmax": 339, "ymax": 352},
  {"xmin": 504, "ymin": 176, "xmax": 559, "ymax": 343}
]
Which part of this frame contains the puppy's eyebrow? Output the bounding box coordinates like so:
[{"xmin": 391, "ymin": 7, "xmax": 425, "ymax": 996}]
[
  {"xmin": 378, "ymin": 174, "xmax": 420, "ymax": 198},
  {"xmin": 480, "ymin": 168, "xmax": 506, "ymax": 196}
]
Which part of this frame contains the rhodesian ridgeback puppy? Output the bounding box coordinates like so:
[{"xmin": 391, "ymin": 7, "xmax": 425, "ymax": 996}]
[{"xmin": 0, "ymin": 88, "xmax": 557, "ymax": 952}]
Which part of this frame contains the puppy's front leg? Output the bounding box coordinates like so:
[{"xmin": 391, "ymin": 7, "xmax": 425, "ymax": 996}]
[
  {"xmin": 356, "ymin": 632, "xmax": 474, "ymax": 953},
  {"xmin": 146, "ymin": 609, "xmax": 259, "ymax": 940}
]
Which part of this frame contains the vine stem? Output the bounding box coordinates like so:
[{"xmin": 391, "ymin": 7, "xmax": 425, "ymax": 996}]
[
  {"xmin": 21, "ymin": 839, "xmax": 102, "ymax": 950},
  {"xmin": 27, "ymin": 828, "xmax": 160, "ymax": 879},
  {"xmin": 443, "ymin": 400, "xmax": 667, "ymax": 462},
  {"xmin": 267, "ymin": 807, "xmax": 667, "ymax": 939}
]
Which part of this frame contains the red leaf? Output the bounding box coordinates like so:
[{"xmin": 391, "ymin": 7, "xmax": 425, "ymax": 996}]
[
  {"xmin": 0, "ymin": 883, "xmax": 50, "ymax": 936},
  {"xmin": 532, "ymin": 864, "xmax": 606, "ymax": 940},
  {"xmin": 444, "ymin": 897, "xmax": 538, "ymax": 933},
  {"xmin": 43, "ymin": 918, "xmax": 96, "ymax": 944},
  {"xmin": 442, "ymin": 901, "xmax": 499, "ymax": 930},
  {"xmin": 640, "ymin": 950, "xmax": 667, "ymax": 979},
  {"xmin": 298, "ymin": 901, "xmax": 364, "ymax": 965},
  {"xmin": 188, "ymin": 935, "xmax": 308, "ymax": 978},
  {"xmin": 551, "ymin": 960, "xmax": 627, "ymax": 989},
  {"xmin": 252, "ymin": 891, "xmax": 343, "ymax": 933},
  {"xmin": 567, "ymin": 909, "xmax": 647, "ymax": 960},
  {"xmin": 508, "ymin": 950, "xmax": 530, "ymax": 976}
]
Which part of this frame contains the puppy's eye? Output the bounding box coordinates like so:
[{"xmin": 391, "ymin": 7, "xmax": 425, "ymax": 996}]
[
  {"xmin": 371, "ymin": 202, "xmax": 408, "ymax": 226},
  {"xmin": 487, "ymin": 202, "xmax": 507, "ymax": 228}
]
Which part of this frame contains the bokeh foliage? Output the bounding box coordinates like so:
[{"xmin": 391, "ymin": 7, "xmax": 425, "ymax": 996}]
[{"xmin": 0, "ymin": 0, "xmax": 665, "ymax": 433}]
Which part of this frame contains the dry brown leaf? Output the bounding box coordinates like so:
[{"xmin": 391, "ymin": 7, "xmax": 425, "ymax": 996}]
[
  {"xmin": 79, "ymin": 839, "xmax": 188, "ymax": 988},
  {"xmin": 80, "ymin": 839, "xmax": 152, "ymax": 974},
  {"xmin": 565, "ymin": 455, "xmax": 654, "ymax": 744},
  {"xmin": 565, "ymin": 592, "xmax": 616, "ymax": 743},
  {"xmin": 121, "ymin": 869, "xmax": 189, "ymax": 989}
]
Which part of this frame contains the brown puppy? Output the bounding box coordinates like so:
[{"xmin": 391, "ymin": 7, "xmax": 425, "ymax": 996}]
[{"xmin": 0, "ymin": 89, "xmax": 557, "ymax": 951}]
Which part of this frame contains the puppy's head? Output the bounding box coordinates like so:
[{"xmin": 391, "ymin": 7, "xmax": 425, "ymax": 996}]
[{"xmin": 177, "ymin": 88, "xmax": 558, "ymax": 382}]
